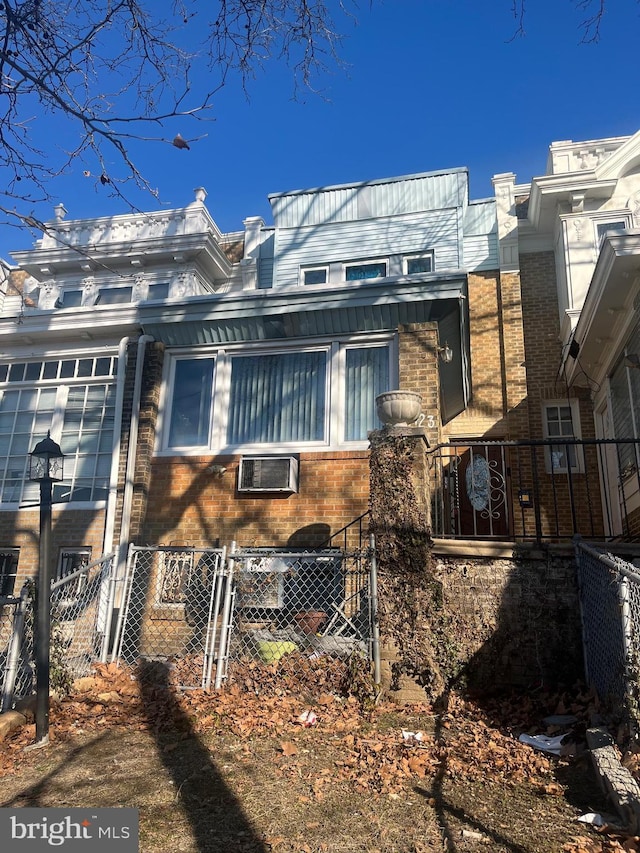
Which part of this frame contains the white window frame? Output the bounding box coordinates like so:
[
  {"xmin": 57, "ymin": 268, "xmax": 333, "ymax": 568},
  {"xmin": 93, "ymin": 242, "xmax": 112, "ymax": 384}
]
[
  {"xmin": 158, "ymin": 335, "xmax": 397, "ymax": 456},
  {"xmin": 300, "ymin": 265, "xmax": 329, "ymax": 286},
  {"xmin": 0, "ymin": 355, "xmax": 118, "ymax": 509},
  {"xmin": 343, "ymin": 259, "xmax": 388, "ymax": 282},
  {"xmin": 593, "ymin": 214, "xmax": 631, "ymax": 250},
  {"xmin": 542, "ymin": 399, "xmax": 583, "ymax": 474},
  {"xmin": 403, "ymin": 253, "xmax": 434, "ymax": 275}
]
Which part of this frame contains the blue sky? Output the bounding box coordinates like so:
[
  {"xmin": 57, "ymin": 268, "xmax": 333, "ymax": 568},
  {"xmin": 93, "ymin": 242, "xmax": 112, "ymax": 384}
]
[{"xmin": 4, "ymin": 0, "xmax": 639, "ymax": 259}]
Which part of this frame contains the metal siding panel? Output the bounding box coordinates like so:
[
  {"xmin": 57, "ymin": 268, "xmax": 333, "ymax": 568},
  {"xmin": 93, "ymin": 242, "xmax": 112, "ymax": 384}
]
[
  {"xmin": 271, "ymin": 171, "xmax": 468, "ymax": 227},
  {"xmin": 464, "ymin": 200, "xmax": 497, "ymax": 235},
  {"xmin": 463, "ymin": 235, "xmax": 499, "ymax": 271},
  {"xmin": 275, "ymin": 209, "xmax": 460, "ymax": 287}
]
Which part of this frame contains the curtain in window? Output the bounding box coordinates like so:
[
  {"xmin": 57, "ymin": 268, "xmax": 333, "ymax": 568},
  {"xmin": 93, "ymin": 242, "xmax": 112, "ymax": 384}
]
[
  {"xmin": 168, "ymin": 359, "xmax": 214, "ymax": 447},
  {"xmin": 228, "ymin": 351, "xmax": 326, "ymax": 444},
  {"xmin": 345, "ymin": 347, "xmax": 389, "ymax": 441}
]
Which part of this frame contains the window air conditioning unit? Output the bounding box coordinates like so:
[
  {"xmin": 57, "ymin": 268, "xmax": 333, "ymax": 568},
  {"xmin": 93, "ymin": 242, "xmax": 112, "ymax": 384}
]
[{"xmin": 238, "ymin": 456, "xmax": 299, "ymax": 493}]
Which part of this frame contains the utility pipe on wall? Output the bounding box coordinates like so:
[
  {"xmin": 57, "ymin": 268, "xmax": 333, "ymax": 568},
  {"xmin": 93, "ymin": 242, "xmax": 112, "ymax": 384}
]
[{"xmin": 100, "ymin": 334, "xmax": 154, "ymax": 662}]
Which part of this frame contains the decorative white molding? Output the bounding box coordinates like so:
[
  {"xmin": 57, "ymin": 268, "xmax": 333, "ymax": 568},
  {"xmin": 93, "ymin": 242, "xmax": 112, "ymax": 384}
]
[
  {"xmin": 547, "ymin": 136, "xmax": 629, "ymax": 176},
  {"xmin": 492, "ymin": 173, "xmax": 519, "ymax": 272},
  {"xmin": 37, "ymin": 280, "xmax": 60, "ymax": 310},
  {"xmin": 81, "ymin": 276, "xmax": 98, "ymax": 307},
  {"xmin": 39, "ymin": 205, "xmax": 219, "ymax": 250},
  {"xmin": 628, "ymin": 191, "xmax": 640, "ymax": 226},
  {"xmin": 170, "ymin": 267, "xmax": 196, "ymax": 298},
  {"xmin": 132, "ymin": 272, "xmax": 147, "ymax": 302}
]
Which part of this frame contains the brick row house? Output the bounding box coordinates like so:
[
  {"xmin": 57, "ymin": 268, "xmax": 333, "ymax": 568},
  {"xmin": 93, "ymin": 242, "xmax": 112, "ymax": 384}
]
[{"xmin": 0, "ymin": 130, "xmax": 639, "ymax": 602}]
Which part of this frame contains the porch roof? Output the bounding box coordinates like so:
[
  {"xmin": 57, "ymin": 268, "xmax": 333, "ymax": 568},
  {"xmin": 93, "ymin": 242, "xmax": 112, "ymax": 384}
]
[
  {"xmin": 139, "ymin": 274, "xmax": 467, "ymax": 345},
  {"xmin": 564, "ymin": 230, "xmax": 640, "ymax": 386}
]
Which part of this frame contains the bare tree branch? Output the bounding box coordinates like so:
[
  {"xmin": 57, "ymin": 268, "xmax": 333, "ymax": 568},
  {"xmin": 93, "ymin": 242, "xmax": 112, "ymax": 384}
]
[{"xmin": 0, "ymin": 0, "xmax": 358, "ymax": 226}]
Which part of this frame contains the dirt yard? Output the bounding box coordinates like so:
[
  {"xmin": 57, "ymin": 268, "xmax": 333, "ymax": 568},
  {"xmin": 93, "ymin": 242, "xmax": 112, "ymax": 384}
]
[{"xmin": 0, "ymin": 657, "xmax": 633, "ymax": 853}]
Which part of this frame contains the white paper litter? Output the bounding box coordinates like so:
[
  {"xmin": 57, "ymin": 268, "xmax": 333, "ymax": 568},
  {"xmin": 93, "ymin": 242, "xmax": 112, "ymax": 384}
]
[
  {"xmin": 402, "ymin": 730, "xmax": 424, "ymax": 743},
  {"xmin": 518, "ymin": 733, "xmax": 565, "ymax": 755},
  {"xmin": 578, "ymin": 813, "xmax": 605, "ymax": 827}
]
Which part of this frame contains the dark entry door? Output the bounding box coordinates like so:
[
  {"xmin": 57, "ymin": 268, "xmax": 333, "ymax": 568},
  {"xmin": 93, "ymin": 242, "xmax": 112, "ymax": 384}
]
[{"xmin": 446, "ymin": 443, "xmax": 510, "ymax": 538}]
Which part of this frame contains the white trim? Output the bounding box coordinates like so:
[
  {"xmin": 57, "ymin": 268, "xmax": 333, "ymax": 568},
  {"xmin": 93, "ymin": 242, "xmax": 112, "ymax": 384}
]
[
  {"xmin": 542, "ymin": 399, "xmax": 584, "ymax": 474},
  {"xmin": 403, "ymin": 253, "xmax": 434, "ymax": 275}
]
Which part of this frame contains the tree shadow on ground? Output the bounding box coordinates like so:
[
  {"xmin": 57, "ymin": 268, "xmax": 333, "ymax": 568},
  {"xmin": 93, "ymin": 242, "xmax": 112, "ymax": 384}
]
[
  {"xmin": 0, "ymin": 735, "xmax": 111, "ymax": 808},
  {"xmin": 137, "ymin": 659, "xmax": 266, "ymax": 853}
]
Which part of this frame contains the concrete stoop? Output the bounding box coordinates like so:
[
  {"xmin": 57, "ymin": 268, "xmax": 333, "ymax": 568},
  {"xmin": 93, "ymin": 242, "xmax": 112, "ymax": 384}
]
[{"xmin": 587, "ymin": 727, "xmax": 640, "ymax": 832}]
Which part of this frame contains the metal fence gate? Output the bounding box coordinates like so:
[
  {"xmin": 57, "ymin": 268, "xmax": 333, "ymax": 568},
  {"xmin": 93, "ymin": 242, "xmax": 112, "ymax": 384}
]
[
  {"xmin": 112, "ymin": 541, "xmax": 378, "ymax": 690},
  {"xmin": 575, "ymin": 539, "xmax": 640, "ymax": 720},
  {"xmin": 226, "ymin": 544, "xmax": 375, "ymax": 676},
  {"xmin": 112, "ymin": 545, "xmax": 229, "ymax": 690}
]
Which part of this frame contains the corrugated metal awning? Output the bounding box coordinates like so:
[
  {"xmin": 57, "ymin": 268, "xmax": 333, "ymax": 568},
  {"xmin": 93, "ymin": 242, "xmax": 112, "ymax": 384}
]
[{"xmin": 140, "ymin": 275, "xmax": 467, "ymax": 346}]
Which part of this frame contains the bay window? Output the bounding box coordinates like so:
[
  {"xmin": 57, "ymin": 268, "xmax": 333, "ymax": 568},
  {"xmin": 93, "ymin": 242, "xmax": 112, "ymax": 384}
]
[
  {"xmin": 163, "ymin": 338, "xmax": 393, "ymax": 452},
  {"xmin": 0, "ymin": 356, "xmax": 117, "ymax": 506}
]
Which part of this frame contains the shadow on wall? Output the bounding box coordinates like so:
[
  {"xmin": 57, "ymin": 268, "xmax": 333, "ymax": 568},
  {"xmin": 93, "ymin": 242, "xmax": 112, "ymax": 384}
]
[{"xmin": 287, "ymin": 524, "xmax": 331, "ymax": 548}]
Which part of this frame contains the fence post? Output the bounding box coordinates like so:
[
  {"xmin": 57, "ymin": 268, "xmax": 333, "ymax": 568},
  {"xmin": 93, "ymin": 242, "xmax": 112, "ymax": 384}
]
[
  {"xmin": 100, "ymin": 556, "xmax": 118, "ymax": 663},
  {"xmin": 203, "ymin": 546, "xmax": 227, "ymax": 691},
  {"xmin": 369, "ymin": 533, "xmax": 381, "ymax": 687},
  {"xmin": 619, "ymin": 573, "xmax": 634, "ymax": 690},
  {"xmin": 214, "ymin": 542, "xmax": 236, "ymax": 690},
  {"xmin": 1, "ymin": 586, "xmax": 30, "ymax": 712}
]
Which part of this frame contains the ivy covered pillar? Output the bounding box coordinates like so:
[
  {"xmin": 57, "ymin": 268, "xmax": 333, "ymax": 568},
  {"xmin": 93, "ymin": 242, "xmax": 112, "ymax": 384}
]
[{"xmin": 369, "ymin": 426, "xmax": 450, "ymax": 702}]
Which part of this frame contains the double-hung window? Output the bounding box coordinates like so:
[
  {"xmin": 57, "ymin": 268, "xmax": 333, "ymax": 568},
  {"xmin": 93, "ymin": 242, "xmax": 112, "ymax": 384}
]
[
  {"xmin": 543, "ymin": 401, "xmax": 582, "ymax": 473},
  {"xmin": 163, "ymin": 339, "xmax": 393, "ymax": 453}
]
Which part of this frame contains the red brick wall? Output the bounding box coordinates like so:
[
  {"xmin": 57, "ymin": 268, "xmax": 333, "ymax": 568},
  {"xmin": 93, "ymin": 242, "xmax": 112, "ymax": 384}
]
[
  {"xmin": 519, "ymin": 251, "xmax": 603, "ymax": 537},
  {"xmin": 140, "ymin": 451, "xmax": 370, "ymax": 548},
  {"xmin": 135, "ymin": 322, "xmax": 444, "ymax": 549}
]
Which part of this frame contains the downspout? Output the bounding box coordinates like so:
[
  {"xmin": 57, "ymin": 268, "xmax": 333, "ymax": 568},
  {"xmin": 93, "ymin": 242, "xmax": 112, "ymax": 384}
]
[
  {"xmin": 101, "ymin": 334, "xmax": 154, "ymax": 660},
  {"xmin": 117, "ymin": 334, "xmax": 155, "ymax": 581},
  {"xmin": 103, "ymin": 335, "xmax": 131, "ymax": 556}
]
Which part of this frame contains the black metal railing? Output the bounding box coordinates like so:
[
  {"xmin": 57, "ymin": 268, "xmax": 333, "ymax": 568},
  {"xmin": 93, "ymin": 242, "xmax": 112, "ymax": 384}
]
[{"xmin": 428, "ymin": 438, "xmax": 640, "ymax": 543}]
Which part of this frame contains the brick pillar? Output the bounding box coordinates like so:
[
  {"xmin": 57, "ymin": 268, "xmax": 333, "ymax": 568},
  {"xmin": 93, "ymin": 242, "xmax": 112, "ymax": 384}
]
[{"xmin": 369, "ymin": 427, "xmax": 448, "ymax": 701}]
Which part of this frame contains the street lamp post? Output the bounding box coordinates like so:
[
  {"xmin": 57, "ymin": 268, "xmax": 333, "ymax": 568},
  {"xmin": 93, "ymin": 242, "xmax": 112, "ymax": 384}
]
[{"xmin": 29, "ymin": 431, "xmax": 64, "ymax": 745}]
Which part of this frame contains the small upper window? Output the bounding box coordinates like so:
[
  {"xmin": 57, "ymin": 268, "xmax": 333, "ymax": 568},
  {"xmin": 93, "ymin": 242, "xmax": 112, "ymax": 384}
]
[
  {"xmin": 596, "ymin": 220, "xmax": 627, "ymax": 245},
  {"xmin": 345, "ymin": 261, "xmax": 387, "ymax": 281},
  {"xmin": 148, "ymin": 283, "xmax": 170, "ymax": 301},
  {"xmin": 98, "ymin": 287, "xmax": 133, "ymax": 305},
  {"xmin": 404, "ymin": 254, "xmax": 433, "ymax": 275},
  {"xmin": 301, "ymin": 267, "xmax": 328, "ymax": 286},
  {"xmin": 61, "ymin": 290, "xmax": 83, "ymax": 308}
]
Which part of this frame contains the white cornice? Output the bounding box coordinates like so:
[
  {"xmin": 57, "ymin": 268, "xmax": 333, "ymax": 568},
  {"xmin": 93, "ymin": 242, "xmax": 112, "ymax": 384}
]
[
  {"xmin": 595, "ymin": 130, "xmax": 640, "ymax": 180},
  {"xmin": 528, "ymin": 174, "xmax": 617, "ymax": 231},
  {"xmin": 564, "ymin": 231, "xmax": 640, "ymax": 385}
]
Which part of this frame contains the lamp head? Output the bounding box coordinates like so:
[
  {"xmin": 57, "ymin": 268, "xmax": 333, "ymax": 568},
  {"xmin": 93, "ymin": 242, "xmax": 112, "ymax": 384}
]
[{"xmin": 29, "ymin": 431, "xmax": 64, "ymax": 482}]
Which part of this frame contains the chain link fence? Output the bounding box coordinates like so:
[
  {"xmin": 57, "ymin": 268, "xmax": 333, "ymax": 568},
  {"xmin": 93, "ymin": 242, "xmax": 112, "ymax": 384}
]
[
  {"xmin": 0, "ymin": 587, "xmax": 33, "ymax": 711},
  {"xmin": 1, "ymin": 538, "xmax": 378, "ymax": 703},
  {"xmin": 575, "ymin": 539, "xmax": 640, "ymax": 722},
  {"xmin": 112, "ymin": 546, "xmax": 228, "ymax": 690},
  {"xmin": 0, "ymin": 553, "xmax": 114, "ymax": 710},
  {"xmin": 226, "ymin": 546, "xmax": 373, "ymax": 672}
]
